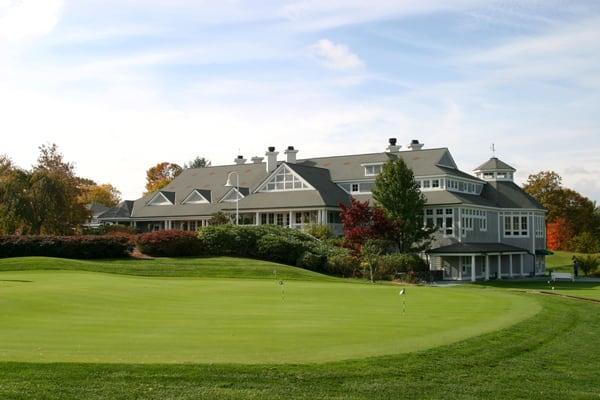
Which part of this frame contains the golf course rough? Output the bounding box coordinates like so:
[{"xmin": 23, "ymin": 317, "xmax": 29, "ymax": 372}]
[{"xmin": 0, "ymin": 269, "xmax": 541, "ymax": 364}]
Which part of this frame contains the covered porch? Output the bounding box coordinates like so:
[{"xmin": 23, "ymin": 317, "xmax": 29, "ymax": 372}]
[{"xmin": 427, "ymin": 243, "xmax": 532, "ymax": 282}]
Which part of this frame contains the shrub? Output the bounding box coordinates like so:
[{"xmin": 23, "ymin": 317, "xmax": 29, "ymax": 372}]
[
  {"xmin": 256, "ymin": 234, "xmax": 309, "ymax": 265},
  {"xmin": 376, "ymin": 253, "xmax": 429, "ymax": 281},
  {"xmin": 304, "ymin": 224, "xmax": 333, "ymax": 240},
  {"xmin": 574, "ymin": 255, "xmax": 600, "ymax": 276},
  {"xmin": 325, "ymin": 250, "xmax": 360, "ymax": 277},
  {"xmin": 208, "ymin": 212, "xmax": 231, "ymax": 226},
  {"xmin": 136, "ymin": 230, "xmax": 203, "ymax": 257},
  {"xmin": 296, "ymin": 251, "xmax": 327, "ymax": 272},
  {"xmin": 0, "ymin": 235, "xmax": 132, "ymax": 259}
]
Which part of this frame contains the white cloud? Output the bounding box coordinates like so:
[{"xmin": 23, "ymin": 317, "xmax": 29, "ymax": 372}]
[
  {"xmin": 0, "ymin": 0, "xmax": 64, "ymax": 41},
  {"xmin": 310, "ymin": 39, "xmax": 364, "ymax": 70}
]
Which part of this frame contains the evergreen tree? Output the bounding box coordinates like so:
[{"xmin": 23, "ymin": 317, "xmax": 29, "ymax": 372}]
[{"xmin": 372, "ymin": 158, "xmax": 435, "ymax": 252}]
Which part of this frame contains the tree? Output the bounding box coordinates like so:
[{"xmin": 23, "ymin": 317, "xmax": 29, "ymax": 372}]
[
  {"xmin": 0, "ymin": 144, "xmax": 88, "ymax": 234},
  {"xmin": 546, "ymin": 217, "xmax": 573, "ymax": 251},
  {"xmin": 79, "ymin": 181, "xmax": 121, "ymax": 207},
  {"xmin": 209, "ymin": 212, "xmax": 231, "ymax": 225},
  {"xmin": 569, "ymin": 232, "xmax": 599, "ymax": 254},
  {"xmin": 362, "ymin": 239, "xmax": 387, "ymax": 283},
  {"xmin": 339, "ymin": 198, "xmax": 392, "ymax": 254},
  {"xmin": 184, "ymin": 157, "xmax": 211, "ymax": 169},
  {"xmin": 145, "ymin": 162, "xmax": 183, "ymax": 193},
  {"xmin": 372, "ymin": 158, "xmax": 435, "ymax": 253},
  {"xmin": 524, "ymin": 170, "xmax": 600, "ymax": 244},
  {"xmin": 574, "ymin": 255, "xmax": 599, "ymax": 276}
]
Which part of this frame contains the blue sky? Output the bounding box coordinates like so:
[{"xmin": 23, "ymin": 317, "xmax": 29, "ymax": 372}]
[{"xmin": 1, "ymin": 0, "xmax": 599, "ymax": 201}]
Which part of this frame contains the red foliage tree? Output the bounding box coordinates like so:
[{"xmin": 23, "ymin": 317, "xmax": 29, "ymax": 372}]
[
  {"xmin": 546, "ymin": 217, "xmax": 574, "ymax": 251},
  {"xmin": 339, "ymin": 198, "xmax": 393, "ymax": 254}
]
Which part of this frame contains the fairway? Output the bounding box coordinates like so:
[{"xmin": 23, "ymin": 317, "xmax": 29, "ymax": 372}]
[{"xmin": 0, "ymin": 269, "xmax": 539, "ymax": 364}]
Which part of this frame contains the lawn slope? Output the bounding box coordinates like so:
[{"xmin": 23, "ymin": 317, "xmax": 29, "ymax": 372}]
[{"xmin": 0, "ymin": 256, "xmax": 334, "ymax": 281}]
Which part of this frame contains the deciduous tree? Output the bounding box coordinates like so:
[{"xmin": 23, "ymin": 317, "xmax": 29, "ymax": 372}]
[
  {"xmin": 79, "ymin": 181, "xmax": 122, "ymax": 208},
  {"xmin": 145, "ymin": 162, "xmax": 183, "ymax": 193},
  {"xmin": 184, "ymin": 157, "xmax": 211, "ymax": 169}
]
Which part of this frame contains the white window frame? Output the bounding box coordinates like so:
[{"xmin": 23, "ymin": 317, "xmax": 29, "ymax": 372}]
[
  {"xmin": 182, "ymin": 189, "xmax": 209, "ymax": 205},
  {"xmin": 363, "ymin": 163, "xmax": 383, "ymax": 177},
  {"xmin": 219, "ymin": 187, "xmax": 245, "ymax": 203},
  {"xmin": 256, "ymin": 164, "xmax": 314, "ymax": 192},
  {"xmin": 424, "ymin": 207, "xmax": 454, "ymax": 237},
  {"xmin": 148, "ymin": 192, "xmax": 173, "ymax": 206},
  {"xmin": 502, "ymin": 212, "xmax": 529, "ymax": 237}
]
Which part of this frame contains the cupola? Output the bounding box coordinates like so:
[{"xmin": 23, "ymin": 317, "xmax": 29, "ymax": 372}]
[{"xmin": 473, "ymin": 157, "xmax": 516, "ymax": 181}]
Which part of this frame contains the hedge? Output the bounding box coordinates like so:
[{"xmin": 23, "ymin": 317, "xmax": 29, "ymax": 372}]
[
  {"xmin": 136, "ymin": 230, "xmax": 203, "ymax": 257},
  {"xmin": 0, "ymin": 235, "xmax": 133, "ymax": 259}
]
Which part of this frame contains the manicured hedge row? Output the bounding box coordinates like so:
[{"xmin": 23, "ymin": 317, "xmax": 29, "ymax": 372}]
[
  {"xmin": 137, "ymin": 230, "xmax": 203, "ymax": 257},
  {"xmin": 135, "ymin": 226, "xmax": 360, "ymax": 276},
  {"xmin": 0, "ymin": 235, "xmax": 133, "ymax": 259}
]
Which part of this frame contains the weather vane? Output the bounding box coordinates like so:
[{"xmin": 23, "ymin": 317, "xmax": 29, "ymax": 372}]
[{"xmin": 490, "ymin": 143, "xmax": 496, "ymax": 157}]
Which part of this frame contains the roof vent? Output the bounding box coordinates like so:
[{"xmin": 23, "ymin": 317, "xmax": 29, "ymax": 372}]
[
  {"xmin": 251, "ymin": 156, "xmax": 264, "ymax": 164},
  {"xmin": 284, "ymin": 145, "xmax": 298, "ymax": 163},
  {"xmin": 234, "ymin": 155, "xmax": 247, "ymax": 165},
  {"xmin": 408, "ymin": 139, "xmax": 424, "ymax": 151},
  {"xmin": 386, "ymin": 137, "xmax": 401, "ymax": 153}
]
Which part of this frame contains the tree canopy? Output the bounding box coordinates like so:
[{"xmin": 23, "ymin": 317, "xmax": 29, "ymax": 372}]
[
  {"xmin": 144, "ymin": 162, "xmax": 183, "ymax": 194},
  {"xmin": 79, "ymin": 181, "xmax": 122, "ymax": 208},
  {"xmin": 372, "ymin": 158, "xmax": 435, "ymax": 253},
  {"xmin": 184, "ymin": 157, "xmax": 211, "ymax": 169}
]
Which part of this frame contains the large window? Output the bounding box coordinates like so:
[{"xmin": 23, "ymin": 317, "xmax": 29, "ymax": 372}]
[
  {"xmin": 424, "ymin": 208, "xmax": 453, "ymax": 236},
  {"xmin": 261, "ymin": 165, "xmax": 310, "ymax": 192},
  {"xmin": 338, "ymin": 182, "xmax": 374, "ymax": 194},
  {"xmin": 535, "ymin": 214, "xmax": 545, "ymax": 238},
  {"xmin": 461, "ymin": 208, "xmax": 487, "ymax": 235},
  {"xmin": 364, "ymin": 164, "xmax": 383, "ymax": 176},
  {"xmin": 503, "ymin": 212, "xmax": 529, "ymax": 237}
]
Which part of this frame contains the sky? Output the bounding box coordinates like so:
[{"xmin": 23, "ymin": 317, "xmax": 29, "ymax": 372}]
[{"xmin": 0, "ymin": 0, "xmax": 599, "ymax": 201}]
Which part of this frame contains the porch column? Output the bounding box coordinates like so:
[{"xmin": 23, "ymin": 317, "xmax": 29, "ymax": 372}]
[
  {"xmin": 289, "ymin": 211, "xmax": 293, "ymax": 228},
  {"xmin": 497, "ymin": 254, "xmax": 502, "ymax": 280},
  {"xmin": 485, "ymin": 255, "xmax": 490, "ymax": 281},
  {"xmin": 255, "ymin": 212, "xmax": 260, "ymax": 225},
  {"xmin": 520, "ymin": 254, "xmax": 524, "ymax": 276},
  {"xmin": 458, "ymin": 256, "xmax": 462, "ymax": 281},
  {"xmin": 509, "ymin": 254, "xmax": 513, "ymax": 278},
  {"xmin": 471, "ymin": 255, "xmax": 476, "ymax": 282}
]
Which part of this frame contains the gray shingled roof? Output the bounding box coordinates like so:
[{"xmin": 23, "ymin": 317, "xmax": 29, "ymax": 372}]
[
  {"xmin": 87, "ymin": 203, "xmax": 109, "ymax": 217},
  {"xmin": 475, "ymin": 157, "xmax": 516, "ymax": 172},
  {"xmin": 427, "ymin": 242, "xmax": 529, "ymax": 254},
  {"xmin": 98, "ymin": 200, "xmax": 134, "ymax": 219},
  {"xmin": 123, "ymin": 147, "xmax": 541, "ymax": 219}
]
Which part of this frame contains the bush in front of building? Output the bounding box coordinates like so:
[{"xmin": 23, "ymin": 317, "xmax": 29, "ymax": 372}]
[
  {"xmin": 376, "ymin": 253, "xmax": 429, "ymax": 281},
  {"xmin": 303, "ymin": 224, "xmax": 333, "ymax": 240},
  {"xmin": 0, "ymin": 235, "xmax": 133, "ymax": 259},
  {"xmin": 136, "ymin": 230, "xmax": 203, "ymax": 257},
  {"xmin": 324, "ymin": 250, "xmax": 361, "ymax": 277}
]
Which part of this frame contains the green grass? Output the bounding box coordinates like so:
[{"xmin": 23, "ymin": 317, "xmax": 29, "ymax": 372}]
[
  {"xmin": 479, "ymin": 280, "xmax": 600, "ymax": 301},
  {"xmin": 0, "ymin": 256, "xmax": 334, "ymax": 281},
  {"xmin": 0, "ymin": 294, "xmax": 597, "ymax": 399},
  {"xmin": 0, "ymin": 257, "xmax": 598, "ymax": 399},
  {"xmin": 546, "ymin": 250, "xmax": 600, "ymax": 273},
  {"xmin": 0, "ymin": 268, "xmax": 538, "ymax": 363}
]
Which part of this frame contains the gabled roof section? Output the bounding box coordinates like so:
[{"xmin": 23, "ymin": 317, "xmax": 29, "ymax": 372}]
[
  {"xmin": 182, "ymin": 189, "xmax": 211, "ymax": 204},
  {"xmin": 436, "ymin": 149, "xmax": 458, "ymax": 169},
  {"xmin": 87, "ymin": 202, "xmax": 109, "ymax": 217},
  {"xmin": 147, "ymin": 191, "xmax": 175, "ymax": 206},
  {"xmin": 219, "ymin": 187, "xmax": 249, "ymax": 203},
  {"xmin": 475, "ymin": 157, "xmax": 516, "ymax": 172},
  {"xmin": 297, "ymin": 148, "xmax": 470, "ymax": 181},
  {"xmin": 254, "ymin": 163, "xmax": 315, "ymax": 193},
  {"xmin": 98, "ymin": 200, "xmax": 134, "ymax": 219}
]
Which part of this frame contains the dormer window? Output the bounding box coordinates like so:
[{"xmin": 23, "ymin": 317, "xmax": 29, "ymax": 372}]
[
  {"xmin": 364, "ymin": 163, "xmax": 383, "ymax": 176},
  {"xmin": 220, "ymin": 187, "xmax": 246, "ymax": 202},
  {"xmin": 257, "ymin": 164, "xmax": 312, "ymax": 192},
  {"xmin": 148, "ymin": 192, "xmax": 174, "ymax": 206},
  {"xmin": 182, "ymin": 189, "xmax": 210, "ymax": 205}
]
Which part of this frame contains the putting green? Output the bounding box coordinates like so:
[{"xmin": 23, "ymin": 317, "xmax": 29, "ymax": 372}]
[{"xmin": 0, "ymin": 270, "xmax": 540, "ymax": 364}]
